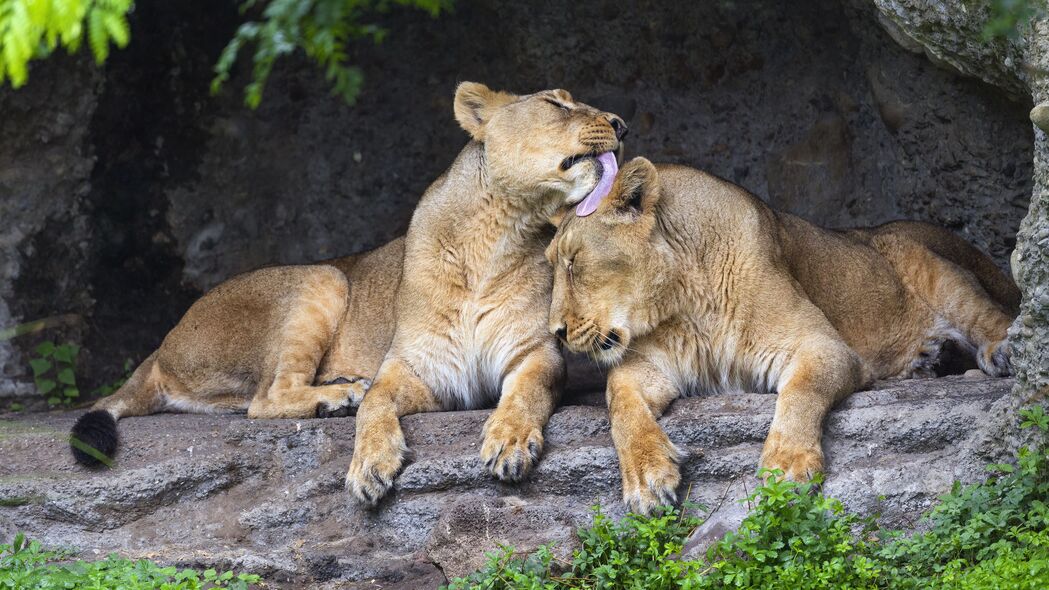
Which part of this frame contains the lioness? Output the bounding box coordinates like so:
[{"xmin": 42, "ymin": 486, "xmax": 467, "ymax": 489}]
[
  {"xmin": 547, "ymin": 157, "xmax": 1018, "ymax": 514},
  {"xmin": 70, "ymin": 83, "xmax": 627, "ymax": 478},
  {"xmin": 344, "ymin": 85, "xmax": 626, "ymax": 505}
]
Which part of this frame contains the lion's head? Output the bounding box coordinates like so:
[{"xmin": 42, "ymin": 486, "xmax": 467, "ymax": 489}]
[
  {"xmin": 454, "ymin": 82, "xmax": 627, "ymax": 206},
  {"xmin": 546, "ymin": 157, "xmax": 672, "ymax": 364}
]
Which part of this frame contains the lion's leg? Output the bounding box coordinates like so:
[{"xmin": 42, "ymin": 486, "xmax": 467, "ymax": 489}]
[
  {"xmin": 248, "ymin": 268, "xmax": 365, "ymax": 419},
  {"xmin": 761, "ymin": 338, "xmax": 866, "ymax": 482},
  {"xmin": 345, "ymin": 357, "xmax": 441, "ymax": 506},
  {"xmin": 875, "ymin": 237, "xmax": 1014, "ymax": 376},
  {"xmin": 480, "ymin": 343, "xmax": 563, "ymax": 482},
  {"xmin": 606, "ymin": 356, "xmax": 682, "ymax": 515}
]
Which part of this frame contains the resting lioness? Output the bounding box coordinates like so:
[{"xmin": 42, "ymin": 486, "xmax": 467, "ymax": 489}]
[
  {"xmin": 70, "ymin": 82, "xmax": 627, "ymax": 475},
  {"xmin": 546, "ymin": 157, "xmax": 1018, "ymax": 514}
]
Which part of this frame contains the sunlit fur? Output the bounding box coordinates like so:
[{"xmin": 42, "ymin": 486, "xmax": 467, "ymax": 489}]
[
  {"xmin": 345, "ymin": 82, "xmax": 625, "ymax": 506},
  {"xmin": 547, "ymin": 157, "xmax": 1019, "ymax": 514},
  {"xmin": 76, "ymin": 83, "xmax": 625, "ymax": 476}
]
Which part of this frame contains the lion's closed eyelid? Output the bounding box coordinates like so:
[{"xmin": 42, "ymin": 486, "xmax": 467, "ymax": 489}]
[{"xmin": 542, "ymin": 97, "xmax": 571, "ymax": 112}]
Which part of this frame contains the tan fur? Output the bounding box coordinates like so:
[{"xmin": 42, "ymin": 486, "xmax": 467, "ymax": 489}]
[
  {"xmin": 89, "ymin": 83, "xmax": 626, "ymax": 485},
  {"xmin": 336, "ymin": 82, "xmax": 624, "ymax": 505},
  {"xmin": 91, "ymin": 238, "xmax": 404, "ymax": 423},
  {"xmin": 547, "ymin": 158, "xmax": 1016, "ymax": 514}
]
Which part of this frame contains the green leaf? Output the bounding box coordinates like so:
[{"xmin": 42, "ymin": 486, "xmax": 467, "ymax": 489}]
[
  {"xmin": 57, "ymin": 367, "xmax": 76, "ymax": 385},
  {"xmin": 36, "ymin": 378, "xmax": 56, "ymax": 395},
  {"xmin": 87, "ymin": 9, "xmax": 109, "ymax": 63},
  {"xmin": 53, "ymin": 343, "xmax": 79, "ymax": 364},
  {"xmin": 34, "ymin": 341, "xmax": 56, "ymax": 357},
  {"xmin": 29, "ymin": 358, "xmax": 52, "ymax": 377}
]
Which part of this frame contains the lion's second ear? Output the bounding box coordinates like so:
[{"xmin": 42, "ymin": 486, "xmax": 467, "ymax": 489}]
[
  {"xmin": 547, "ymin": 205, "xmax": 571, "ymax": 228},
  {"xmin": 454, "ymin": 82, "xmax": 516, "ymax": 141},
  {"xmin": 605, "ymin": 158, "xmax": 660, "ymax": 216}
]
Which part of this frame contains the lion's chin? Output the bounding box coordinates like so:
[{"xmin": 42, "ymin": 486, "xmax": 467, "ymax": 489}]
[{"xmin": 586, "ymin": 348, "xmax": 626, "ymax": 366}]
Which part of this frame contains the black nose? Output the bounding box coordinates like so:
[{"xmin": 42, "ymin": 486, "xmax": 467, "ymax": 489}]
[
  {"xmin": 555, "ymin": 326, "xmax": 567, "ymax": 340},
  {"xmin": 609, "ymin": 117, "xmax": 628, "ymax": 141}
]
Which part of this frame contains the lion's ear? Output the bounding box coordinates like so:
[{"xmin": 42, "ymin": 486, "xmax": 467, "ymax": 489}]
[
  {"xmin": 547, "ymin": 205, "xmax": 571, "ymax": 228},
  {"xmin": 604, "ymin": 157, "xmax": 660, "ymax": 216},
  {"xmin": 454, "ymin": 82, "xmax": 516, "ymax": 141}
]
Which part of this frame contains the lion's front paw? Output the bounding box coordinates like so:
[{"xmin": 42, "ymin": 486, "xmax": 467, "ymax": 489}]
[
  {"xmin": 759, "ymin": 431, "xmax": 823, "ymax": 482},
  {"xmin": 345, "ymin": 420, "xmax": 406, "ymax": 507},
  {"xmin": 317, "ymin": 376, "xmax": 372, "ymax": 418},
  {"xmin": 977, "ymin": 340, "xmax": 1012, "ymax": 378},
  {"xmin": 480, "ymin": 416, "xmax": 543, "ymax": 483},
  {"xmin": 619, "ymin": 429, "xmax": 683, "ymax": 515}
]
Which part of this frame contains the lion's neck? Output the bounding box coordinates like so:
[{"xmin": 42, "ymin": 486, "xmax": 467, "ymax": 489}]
[{"xmin": 440, "ymin": 142, "xmax": 558, "ymax": 254}]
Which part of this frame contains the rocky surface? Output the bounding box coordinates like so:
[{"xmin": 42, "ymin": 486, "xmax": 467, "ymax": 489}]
[
  {"xmin": 0, "ymin": 375, "xmax": 1016, "ymax": 587},
  {"xmin": 0, "ymin": 0, "xmax": 1033, "ymax": 400},
  {"xmin": 869, "ymin": 0, "xmax": 1049, "ymax": 419}
]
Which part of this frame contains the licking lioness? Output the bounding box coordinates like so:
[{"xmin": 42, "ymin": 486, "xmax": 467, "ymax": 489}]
[
  {"xmin": 70, "ymin": 83, "xmax": 627, "ymax": 478},
  {"xmin": 345, "ymin": 85, "xmax": 626, "ymax": 505},
  {"xmin": 547, "ymin": 157, "xmax": 1018, "ymax": 514}
]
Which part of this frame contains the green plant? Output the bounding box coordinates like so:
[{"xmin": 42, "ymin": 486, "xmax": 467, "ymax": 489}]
[
  {"xmin": 212, "ymin": 0, "xmax": 453, "ymax": 108},
  {"xmin": 446, "ymin": 402, "xmax": 1049, "ymax": 590},
  {"xmin": 699, "ymin": 472, "xmax": 883, "ymax": 589},
  {"xmin": 0, "ymin": 532, "xmax": 261, "ymax": 589},
  {"xmin": 0, "ymin": 0, "xmax": 131, "ymax": 87},
  {"xmin": 2, "ymin": 0, "xmax": 454, "ymax": 108},
  {"xmin": 25, "ymin": 340, "xmax": 130, "ymax": 407},
  {"xmin": 27, "ymin": 341, "xmax": 79, "ymax": 407},
  {"xmin": 983, "ymin": 0, "xmax": 1046, "ymax": 40}
]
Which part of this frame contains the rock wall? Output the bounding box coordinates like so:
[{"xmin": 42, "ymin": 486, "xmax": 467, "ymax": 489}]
[
  {"xmin": 0, "ymin": 0, "xmax": 1034, "ymax": 399},
  {"xmin": 869, "ymin": 0, "xmax": 1048, "ymax": 406}
]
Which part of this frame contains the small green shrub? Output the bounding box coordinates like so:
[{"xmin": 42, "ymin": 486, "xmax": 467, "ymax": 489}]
[
  {"xmin": 0, "ymin": 532, "xmax": 260, "ymax": 589},
  {"xmin": 28, "ymin": 341, "xmax": 80, "ymax": 407},
  {"xmin": 25, "ymin": 340, "xmax": 131, "ymax": 407},
  {"xmin": 446, "ymin": 403, "xmax": 1049, "ymax": 590}
]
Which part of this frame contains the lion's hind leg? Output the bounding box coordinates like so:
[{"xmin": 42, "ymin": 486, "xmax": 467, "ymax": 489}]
[
  {"xmin": 873, "ymin": 235, "xmax": 1014, "ymax": 377},
  {"xmin": 247, "ymin": 266, "xmax": 368, "ymax": 419}
]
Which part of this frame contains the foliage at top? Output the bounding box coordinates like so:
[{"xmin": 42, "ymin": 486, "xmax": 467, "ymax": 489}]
[
  {"xmin": 0, "ymin": 532, "xmax": 260, "ymax": 589},
  {"xmin": 1, "ymin": 0, "xmax": 452, "ymax": 107},
  {"xmin": 212, "ymin": 0, "xmax": 452, "ymax": 108},
  {"xmin": 446, "ymin": 404, "xmax": 1049, "ymax": 589},
  {"xmin": 0, "ymin": 0, "xmax": 130, "ymax": 87}
]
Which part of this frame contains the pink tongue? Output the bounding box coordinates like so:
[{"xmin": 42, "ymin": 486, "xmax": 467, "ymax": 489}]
[{"xmin": 574, "ymin": 151, "xmax": 619, "ymax": 217}]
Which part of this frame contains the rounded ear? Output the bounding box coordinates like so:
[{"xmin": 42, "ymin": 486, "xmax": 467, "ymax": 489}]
[
  {"xmin": 453, "ymin": 82, "xmax": 516, "ymax": 141},
  {"xmin": 547, "ymin": 204, "xmax": 571, "ymax": 228},
  {"xmin": 602, "ymin": 157, "xmax": 660, "ymax": 216}
]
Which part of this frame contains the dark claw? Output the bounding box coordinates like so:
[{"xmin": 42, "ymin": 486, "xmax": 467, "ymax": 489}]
[
  {"xmin": 370, "ymin": 466, "xmax": 391, "ymax": 489},
  {"xmin": 527, "ymin": 440, "xmax": 541, "ymax": 462},
  {"xmin": 359, "ymin": 487, "xmax": 374, "ymax": 505}
]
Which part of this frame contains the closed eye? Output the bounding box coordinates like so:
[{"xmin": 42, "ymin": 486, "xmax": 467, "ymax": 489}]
[{"xmin": 543, "ymin": 97, "xmax": 571, "ymax": 112}]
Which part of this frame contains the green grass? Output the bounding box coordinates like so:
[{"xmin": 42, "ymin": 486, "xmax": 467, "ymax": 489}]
[
  {"xmin": 0, "ymin": 533, "xmax": 260, "ymax": 589},
  {"xmin": 446, "ymin": 405, "xmax": 1049, "ymax": 590}
]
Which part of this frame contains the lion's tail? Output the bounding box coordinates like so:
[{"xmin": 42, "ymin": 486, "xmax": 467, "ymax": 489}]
[{"xmin": 70, "ymin": 351, "xmax": 163, "ymax": 467}]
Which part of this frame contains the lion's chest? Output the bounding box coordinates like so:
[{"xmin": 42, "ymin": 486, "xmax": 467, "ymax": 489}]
[
  {"xmin": 642, "ymin": 316, "xmax": 788, "ymax": 396},
  {"xmin": 400, "ymin": 267, "xmax": 552, "ymax": 410}
]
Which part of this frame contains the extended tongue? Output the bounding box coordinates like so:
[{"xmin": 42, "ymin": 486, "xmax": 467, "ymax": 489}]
[{"xmin": 574, "ymin": 151, "xmax": 619, "ymax": 217}]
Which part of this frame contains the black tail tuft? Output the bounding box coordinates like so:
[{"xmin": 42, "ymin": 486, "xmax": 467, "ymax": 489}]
[{"xmin": 70, "ymin": 410, "xmax": 118, "ymax": 468}]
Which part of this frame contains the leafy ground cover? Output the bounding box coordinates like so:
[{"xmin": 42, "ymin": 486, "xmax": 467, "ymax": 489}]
[{"xmin": 447, "ymin": 405, "xmax": 1049, "ymax": 590}]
